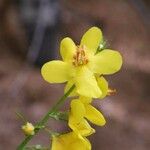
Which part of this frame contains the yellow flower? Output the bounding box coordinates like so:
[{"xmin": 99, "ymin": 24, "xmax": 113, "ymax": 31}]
[
  {"xmin": 69, "ymin": 98, "xmax": 106, "ymax": 135},
  {"xmin": 41, "ymin": 27, "xmax": 122, "ymax": 98},
  {"xmin": 51, "ymin": 132, "xmax": 91, "ymax": 150},
  {"xmin": 22, "ymin": 122, "xmax": 35, "ymax": 136}
]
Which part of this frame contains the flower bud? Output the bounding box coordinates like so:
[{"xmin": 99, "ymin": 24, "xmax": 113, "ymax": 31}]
[{"xmin": 22, "ymin": 122, "xmax": 35, "ymax": 136}]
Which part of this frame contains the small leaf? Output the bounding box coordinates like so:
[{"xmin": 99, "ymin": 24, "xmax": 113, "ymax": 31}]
[{"xmin": 96, "ymin": 39, "xmax": 108, "ymax": 53}]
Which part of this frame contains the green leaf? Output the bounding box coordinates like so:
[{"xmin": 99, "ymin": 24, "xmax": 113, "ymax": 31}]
[{"xmin": 96, "ymin": 39, "xmax": 108, "ymax": 53}]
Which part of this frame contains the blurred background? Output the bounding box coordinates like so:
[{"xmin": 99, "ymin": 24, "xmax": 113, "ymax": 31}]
[{"xmin": 0, "ymin": 0, "xmax": 150, "ymax": 149}]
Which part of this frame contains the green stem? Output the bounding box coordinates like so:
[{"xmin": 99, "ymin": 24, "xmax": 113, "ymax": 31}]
[{"xmin": 17, "ymin": 85, "xmax": 75, "ymax": 150}]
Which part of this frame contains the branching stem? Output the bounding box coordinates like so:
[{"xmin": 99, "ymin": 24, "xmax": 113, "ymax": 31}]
[{"xmin": 17, "ymin": 85, "xmax": 75, "ymax": 150}]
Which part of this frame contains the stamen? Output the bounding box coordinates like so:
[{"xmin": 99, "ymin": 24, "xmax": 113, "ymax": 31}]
[{"xmin": 72, "ymin": 45, "xmax": 88, "ymax": 66}]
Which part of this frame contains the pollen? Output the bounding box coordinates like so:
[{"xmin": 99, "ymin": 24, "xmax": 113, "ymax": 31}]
[{"xmin": 73, "ymin": 45, "xmax": 88, "ymax": 66}]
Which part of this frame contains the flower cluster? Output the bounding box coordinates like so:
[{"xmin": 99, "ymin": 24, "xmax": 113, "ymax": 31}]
[{"xmin": 41, "ymin": 27, "xmax": 122, "ymax": 150}]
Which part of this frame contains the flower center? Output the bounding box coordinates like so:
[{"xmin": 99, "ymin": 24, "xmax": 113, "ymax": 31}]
[{"xmin": 72, "ymin": 45, "xmax": 88, "ymax": 67}]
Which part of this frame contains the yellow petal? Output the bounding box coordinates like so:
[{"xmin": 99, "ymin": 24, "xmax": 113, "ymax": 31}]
[
  {"xmin": 97, "ymin": 76, "xmax": 108, "ymax": 99},
  {"xmin": 70, "ymin": 136, "xmax": 91, "ymax": 150},
  {"xmin": 80, "ymin": 27, "xmax": 103, "ymax": 53},
  {"xmin": 60, "ymin": 37, "xmax": 76, "ymax": 62},
  {"xmin": 51, "ymin": 135, "xmax": 63, "ymax": 150},
  {"xmin": 83, "ymin": 138, "xmax": 91, "ymax": 150},
  {"xmin": 79, "ymin": 96, "xmax": 92, "ymax": 104},
  {"xmin": 71, "ymin": 99, "xmax": 86, "ymax": 122},
  {"xmin": 85, "ymin": 104, "xmax": 106, "ymax": 126},
  {"xmin": 69, "ymin": 114, "xmax": 95, "ymax": 137},
  {"xmin": 41, "ymin": 60, "xmax": 72, "ymax": 83},
  {"xmin": 89, "ymin": 49, "xmax": 122, "ymax": 75},
  {"xmin": 51, "ymin": 132, "xmax": 91, "ymax": 150},
  {"xmin": 64, "ymin": 79, "xmax": 77, "ymax": 97},
  {"xmin": 75, "ymin": 67, "xmax": 102, "ymax": 98}
]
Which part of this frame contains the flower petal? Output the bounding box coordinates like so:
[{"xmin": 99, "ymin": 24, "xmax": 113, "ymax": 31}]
[
  {"xmin": 64, "ymin": 79, "xmax": 77, "ymax": 97},
  {"xmin": 41, "ymin": 60, "xmax": 72, "ymax": 83},
  {"xmin": 51, "ymin": 132, "xmax": 91, "ymax": 150},
  {"xmin": 80, "ymin": 27, "xmax": 103, "ymax": 53},
  {"xmin": 51, "ymin": 136, "xmax": 63, "ymax": 150},
  {"xmin": 85, "ymin": 104, "xmax": 106, "ymax": 126},
  {"xmin": 83, "ymin": 138, "xmax": 91, "ymax": 150},
  {"xmin": 60, "ymin": 37, "xmax": 76, "ymax": 62},
  {"xmin": 97, "ymin": 76, "xmax": 108, "ymax": 99},
  {"xmin": 75, "ymin": 67, "xmax": 102, "ymax": 98},
  {"xmin": 71, "ymin": 99, "xmax": 86, "ymax": 122},
  {"xmin": 69, "ymin": 114, "xmax": 95, "ymax": 137},
  {"xmin": 79, "ymin": 96, "xmax": 92, "ymax": 104},
  {"xmin": 70, "ymin": 136, "xmax": 91, "ymax": 150},
  {"xmin": 89, "ymin": 49, "xmax": 122, "ymax": 75}
]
